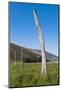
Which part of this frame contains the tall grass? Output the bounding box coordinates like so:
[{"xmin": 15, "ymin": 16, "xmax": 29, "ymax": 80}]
[{"xmin": 9, "ymin": 62, "xmax": 59, "ymax": 87}]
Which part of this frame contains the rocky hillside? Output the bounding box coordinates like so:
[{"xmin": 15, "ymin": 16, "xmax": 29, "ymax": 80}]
[{"xmin": 10, "ymin": 43, "xmax": 58, "ymax": 63}]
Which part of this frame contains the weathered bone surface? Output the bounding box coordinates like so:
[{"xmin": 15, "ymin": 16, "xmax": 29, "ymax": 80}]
[{"xmin": 33, "ymin": 8, "xmax": 47, "ymax": 76}]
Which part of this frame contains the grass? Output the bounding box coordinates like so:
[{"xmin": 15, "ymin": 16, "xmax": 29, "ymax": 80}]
[{"xmin": 9, "ymin": 61, "xmax": 59, "ymax": 87}]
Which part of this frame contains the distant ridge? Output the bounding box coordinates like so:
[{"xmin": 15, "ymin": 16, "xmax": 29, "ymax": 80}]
[{"xmin": 10, "ymin": 43, "xmax": 58, "ymax": 63}]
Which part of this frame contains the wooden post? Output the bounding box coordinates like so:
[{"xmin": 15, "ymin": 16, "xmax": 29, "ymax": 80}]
[
  {"xmin": 21, "ymin": 48, "xmax": 23, "ymax": 69},
  {"xmin": 14, "ymin": 50, "xmax": 16, "ymax": 65}
]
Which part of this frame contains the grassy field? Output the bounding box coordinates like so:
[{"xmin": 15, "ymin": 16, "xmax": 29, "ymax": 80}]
[{"xmin": 9, "ymin": 62, "xmax": 59, "ymax": 87}]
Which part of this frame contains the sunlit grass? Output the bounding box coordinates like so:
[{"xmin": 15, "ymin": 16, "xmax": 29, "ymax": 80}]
[{"xmin": 9, "ymin": 61, "xmax": 59, "ymax": 87}]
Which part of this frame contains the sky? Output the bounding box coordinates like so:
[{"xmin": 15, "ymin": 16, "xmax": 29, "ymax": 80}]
[{"xmin": 9, "ymin": 2, "xmax": 59, "ymax": 56}]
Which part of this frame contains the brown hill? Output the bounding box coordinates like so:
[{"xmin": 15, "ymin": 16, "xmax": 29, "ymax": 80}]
[{"xmin": 10, "ymin": 43, "xmax": 58, "ymax": 63}]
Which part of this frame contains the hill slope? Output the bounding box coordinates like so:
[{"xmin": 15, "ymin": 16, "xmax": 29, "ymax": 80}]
[{"xmin": 10, "ymin": 43, "xmax": 58, "ymax": 63}]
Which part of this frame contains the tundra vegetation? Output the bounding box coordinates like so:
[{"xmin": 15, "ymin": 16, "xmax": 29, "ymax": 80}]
[{"xmin": 9, "ymin": 62, "xmax": 59, "ymax": 87}]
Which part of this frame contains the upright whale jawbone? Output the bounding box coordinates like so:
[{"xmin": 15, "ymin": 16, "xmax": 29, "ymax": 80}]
[{"xmin": 33, "ymin": 8, "xmax": 47, "ymax": 77}]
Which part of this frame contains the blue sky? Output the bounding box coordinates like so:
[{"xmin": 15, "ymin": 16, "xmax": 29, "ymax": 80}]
[{"xmin": 9, "ymin": 2, "xmax": 59, "ymax": 56}]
